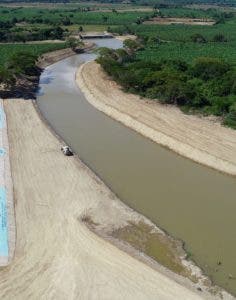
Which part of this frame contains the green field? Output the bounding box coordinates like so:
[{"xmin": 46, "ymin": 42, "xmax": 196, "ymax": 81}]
[
  {"xmin": 0, "ymin": 7, "xmax": 154, "ymax": 25},
  {"xmin": 113, "ymin": 12, "xmax": 236, "ymax": 39},
  {"xmin": 135, "ymin": 21, "xmax": 236, "ymax": 42},
  {"xmin": 0, "ymin": 43, "xmax": 67, "ymax": 65},
  {"xmin": 137, "ymin": 41, "xmax": 236, "ymax": 64},
  {"xmin": 159, "ymin": 7, "xmax": 217, "ymax": 18},
  {"xmin": 111, "ymin": 13, "xmax": 236, "ymax": 64}
]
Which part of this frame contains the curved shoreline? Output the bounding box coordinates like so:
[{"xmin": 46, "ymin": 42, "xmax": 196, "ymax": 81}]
[
  {"xmin": 32, "ymin": 87, "xmax": 212, "ymax": 297},
  {"xmin": 0, "ymin": 98, "xmax": 215, "ymax": 299},
  {"xmin": 76, "ymin": 61, "xmax": 236, "ymax": 176},
  {"xmin": 0, "ymin": 49, "xmax": 231, "ymax": 299}
]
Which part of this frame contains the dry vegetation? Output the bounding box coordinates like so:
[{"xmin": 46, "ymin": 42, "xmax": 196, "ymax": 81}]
[{"xmin": 144, "ymin": 17, "xmax": 215, "ymax": 25}]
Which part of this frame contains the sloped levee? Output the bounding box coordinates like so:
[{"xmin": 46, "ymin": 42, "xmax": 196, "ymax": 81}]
[{"xmin": 0, "ymin": 98, "xmax": 207, "ymax": 300}]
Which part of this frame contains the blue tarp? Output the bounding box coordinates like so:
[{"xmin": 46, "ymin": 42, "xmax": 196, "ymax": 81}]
[
  {"xmin": 0, "ymin": 107, "xmax": 4, "ymax": 129},
  {"xmin": 0, "ymin": 187, "xmax": 8, "ymax": 257},
  {"xmin": 0, "ymin": 148, "xmax": 5, "ymax": 157}
]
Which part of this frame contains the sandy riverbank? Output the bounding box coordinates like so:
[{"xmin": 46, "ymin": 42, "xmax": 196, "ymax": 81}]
[
  {"xmin": 77, "ymin": 61, "xmax": 236, "ymax": 176},
  {"xmin": 115, "ymin": 35, "xmax": 137, "ymax": 41},
  {"xmin": 0, "ymin": 98, "xmax": 219, "ymax": 299}
]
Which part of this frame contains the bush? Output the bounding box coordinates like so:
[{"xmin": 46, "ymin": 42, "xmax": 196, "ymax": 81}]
[
  {"xmin": 213, "ymin": 34, "xmax": 227, "ymax": 42},
  {"xmin": 0, "ymin": 66, "xmax": 15, "ymax": 87},
  {"xmin": 191, "ymin": 57, "xmax": 230, "ymax": 80},
  {"xmin": 224, "ymin": 101, "xmax": 236, "ymax": 129},
  {"xmin": 6, "ymin": 51, "xmax": 39, "ymax": 76},
  {"xmin": 190, "ymin": 34, "xmax": 207, "ymax": 43}
]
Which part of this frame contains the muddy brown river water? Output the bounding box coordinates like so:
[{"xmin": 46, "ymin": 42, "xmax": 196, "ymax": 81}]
[{"xmin": 37, "ymin": 39, "xmax": 236, "ymax": 296}]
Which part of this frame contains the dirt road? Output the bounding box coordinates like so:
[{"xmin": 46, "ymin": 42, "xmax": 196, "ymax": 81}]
[
  {"xmin": 0, "ymin": 99, "xmax": 208, "ymax": 299},
  {"xmin": 77, "ymin": 61, "xmax": 236, "ymax": 176}
]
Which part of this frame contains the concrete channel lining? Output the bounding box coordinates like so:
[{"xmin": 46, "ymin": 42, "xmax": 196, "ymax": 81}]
[{"xmin": 0, "ymin": 99, "xmax": 15, "ymax": 266}]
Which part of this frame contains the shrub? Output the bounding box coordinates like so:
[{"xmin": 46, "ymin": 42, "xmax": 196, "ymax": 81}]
[
  {"xmin": 6, "ymin": 51, "xmax": 39, "ymax": 76},
  {"xmin": 213, "ymin": 34, "xmax": 227, "ymax": 42},
  {"xmin": 191, "ymin": 57, "xmax": 230, "ymax": 80},
  {"xmin": 190, "ymin": 34, "xmax": 207, "ymax": 43},
  {"xmin": 224, "ymin": 101, "xmax": 236, "ymax": 128}
]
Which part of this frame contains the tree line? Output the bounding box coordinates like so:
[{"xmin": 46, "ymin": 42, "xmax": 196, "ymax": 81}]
[
  {"xmin": 0, "ymin": 25, "xmax": 66, "ymax": 43},
  {"xmin": 0, "ymin": 51, "xmax": 40, "ymax": 89},
  {"xmin": 96, "ymin": 39, "xmax": 236, "ymax": 129}
]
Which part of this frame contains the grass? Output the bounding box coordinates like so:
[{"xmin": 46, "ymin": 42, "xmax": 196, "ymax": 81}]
[
  {"xmin": 112, "ymin": 15, "xmax": 236, "ymax": 64},
  {"xmin": 0, "ymin": 7, "xmax": 154, "ymax": 25},
  {"xmin": 135, "ymin": 21, "xmax": 236, "ymax": 42},
  {"xmin": 160, "ymin": 7, "xmax": 217, "ymax": 18},
  {"xmin": 0, "ymin": 43, "xmax": 67, "ymax": 65},
  {"xmin": 137, "ymin": 41, "xmax": 236, "ymax": 64},
  {"xmin": 112, "ymin": 221, "xmax": 187, "ymax": 276}
]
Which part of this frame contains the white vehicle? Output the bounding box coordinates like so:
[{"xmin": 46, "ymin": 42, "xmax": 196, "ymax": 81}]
[{"xmin": 61, "ymin": 146, "xmax": 73, "ymax": 156}]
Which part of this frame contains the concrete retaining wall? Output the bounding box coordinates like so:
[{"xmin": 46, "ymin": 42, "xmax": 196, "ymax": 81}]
[{"xmin": 0, "ymin": 99, "xmax": 15, "ymax": 266}]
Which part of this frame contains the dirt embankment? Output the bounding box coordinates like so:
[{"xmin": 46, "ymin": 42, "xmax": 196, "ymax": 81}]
[
  {"xmin": 115, "ymin": 35, "xmax": 137, "ymax": 41},
  {"xmin": 144, "ymin": 17, "xmax": 215, "ymax": 25},
  {"xmin": 38, "ymin": 42, "xmax": 94, "ymax": 68},
  {"xmin": 0, "ymin": 98, "xmax": 219, "ymax": 300},
  {"xmin": 77, "ymin": 61, "xmax": 236, "ymax": 176}
]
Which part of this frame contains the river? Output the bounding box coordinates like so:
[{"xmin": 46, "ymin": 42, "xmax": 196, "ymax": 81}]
[{"xmin": 37, "ymin": 38, "xmax": 236, "ymax": 296}]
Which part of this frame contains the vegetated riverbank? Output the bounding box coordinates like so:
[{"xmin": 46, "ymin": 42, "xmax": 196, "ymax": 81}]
[
  {"xmin": 0, "ymin": 42, "xmax": 94, "ymax": 99},
  {"xmin": 0, "ymin": 98, "xmax": 219, "ymax": 300},
  {"xmin": 77, "ymin": 61, "xmax": 236, "ymax": 176},
  {"xmin": 37, "ymin": 42, "xmax": 95, "ymax": 68}
]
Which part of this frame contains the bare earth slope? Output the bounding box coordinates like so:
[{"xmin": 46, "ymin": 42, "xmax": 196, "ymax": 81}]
[
  {"xmin": 0, "ymin": 99, "xmax": 204, "ymax": 300},
  {"xmin": 77, "ymin": 62, "xmax": 236, "ymax": 176}
]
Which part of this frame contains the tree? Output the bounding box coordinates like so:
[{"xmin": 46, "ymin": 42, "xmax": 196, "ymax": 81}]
[
  {"xmin": 213, "ymin": 34, "xmax": 227, "ymax": 42},
  {"xmin": 53, "ymin": 26, "xmax": 64, "ymax": 39},
  {"xmin": 6, "ymin": 51, "xmax": 39, "ymax": 76},
  {"xmin": 224, "ymin": 101, "xmax": 236, "ymax": 129},
  {"xmin": 102, "ymin": 15, "xmax": 108, "ymax": 23},
  {"xmin": 66, "ymin": 37, "xmax": 77, "ymax": 51},
  {"xmin": 0, "ymin": 66, "xmax": 15, "ymax": 87},
  {"xmin": 114, "ymin": 49, "xmax": 130, "ymax": 63},
  {"xmin": 136, "ymin": 17, "xmax": 142, "ymax": 25},
  {"xmin": 66, "ymin": 37, "xmax": 84, "ymax": 52},
  {"xmin": 12, "ymin": 33, "xmax": 27, "ymax": 43},
  {"xmin": 0, "ymin": 30, "xmax": 7, "ymax": 42},
  {"xmin": 147, "ymin": 36, "xmax": 161, "ymax": 46},
  {"xmin": 96, "ymin": 47, "xmax": 115, "ymax": 60},
  {"xmin": 123, "ymin": 39, "xmax": 143, "ymax": 55},
  {"xmin": 191, "ymin": 57, "xmax": 230, "ymax": 81},
  {"xmin": 61, "ymin": 17, "xmax": 71, "ymax": 26},
  {"xmin": 190, "ymin": 34, "xmax": 207, "ymax": 43}
]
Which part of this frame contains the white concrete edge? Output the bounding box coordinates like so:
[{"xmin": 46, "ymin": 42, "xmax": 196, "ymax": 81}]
[{"xmin": 0, "ymin": 99, "xmax": 15, "ymax": 266}]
